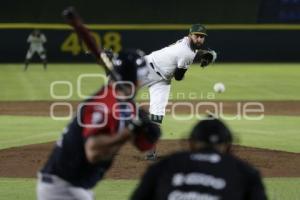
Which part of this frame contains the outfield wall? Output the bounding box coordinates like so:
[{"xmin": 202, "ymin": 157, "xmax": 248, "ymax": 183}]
[
  {"xmin": 1, "ymin": 24, "xmax": 300, "ymax": 62},
  {"xmin": 2, "ymin": 0, "xmax": 260, "ymax": 23}
]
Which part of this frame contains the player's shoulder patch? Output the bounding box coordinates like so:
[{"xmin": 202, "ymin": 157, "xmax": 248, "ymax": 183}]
[{"xmin": 78, "ymin": 102, "xmax": 110, "ymax": 129}]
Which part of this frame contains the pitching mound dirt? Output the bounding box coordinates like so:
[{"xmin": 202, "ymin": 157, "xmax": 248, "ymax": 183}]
[
  {"xmin": 1, "ymin": 100, "xmax": 299, "ymax": 179},
  {"xmin": 0, "ymin": 140, "xmax": 299, "ymax": 179}
]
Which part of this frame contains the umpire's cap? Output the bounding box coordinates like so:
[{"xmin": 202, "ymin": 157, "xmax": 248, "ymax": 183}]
[
  {"xmin": 190, "ymin": 117, "xmax": 232, "ymax": 145},
  {"xmin": 189, "ymin": 24, "xmax": 208, "ymax": 36},
  {"xmin": 112, "ymin": 49, "xmax": 147, "ymax": 85}
]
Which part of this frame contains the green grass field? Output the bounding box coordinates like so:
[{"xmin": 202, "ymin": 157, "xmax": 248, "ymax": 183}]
[
  {"xmin": 1, "ymin": 63, "xmax": 300, "ymax": 200},
  {"xmin": 1, "ymin": 115, "xmax": 300, "ymax": 152},
  {"xmin": 1, "ymin": 63, "xmax": 300, "ymax": 101},
  {"xmin": 1, "ymin": 178, "xmax": 300, "ymax": 200}
]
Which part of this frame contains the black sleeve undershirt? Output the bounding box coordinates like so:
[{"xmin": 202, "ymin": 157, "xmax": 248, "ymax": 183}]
[{"xmin": 174, "ymin": 68, "xmax": 187, "ymax": 81}]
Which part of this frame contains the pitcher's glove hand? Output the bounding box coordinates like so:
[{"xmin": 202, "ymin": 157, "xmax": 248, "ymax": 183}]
[
  {"xmin": 199, "ymin": 50, "xmax": 217, "ymax": 68},
  {"xmin": 128, "ymin": 109, "xmax": 161, "ymax": 151}
]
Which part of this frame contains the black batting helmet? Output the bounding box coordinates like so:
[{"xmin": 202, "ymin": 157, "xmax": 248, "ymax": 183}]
[
  {"xmin": 190, "ymin": 117, "xmax": 233, "ymax": 145},
  {"xmin": 112, "ymin": 49, "xmax": 147, "ymax": 85}
]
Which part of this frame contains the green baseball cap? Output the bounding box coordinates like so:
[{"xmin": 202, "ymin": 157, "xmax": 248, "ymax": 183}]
[{"xmin": 189, "ymin": 24, "xmax": 208, "ymax": 36}]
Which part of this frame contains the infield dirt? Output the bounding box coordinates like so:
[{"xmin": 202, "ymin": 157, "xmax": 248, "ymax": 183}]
[
  {"xmin": 0, "ymin": 140, "xmax": 300, "ymax": 179},
  {"xmin": 0, "ymin": 100, "xmax": 299, "ymax": 179}
]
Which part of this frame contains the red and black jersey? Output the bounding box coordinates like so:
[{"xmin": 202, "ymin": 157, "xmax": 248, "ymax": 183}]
[{"xmin": 41, "ymin": 85, "xmax": 135, "ymax": 189}]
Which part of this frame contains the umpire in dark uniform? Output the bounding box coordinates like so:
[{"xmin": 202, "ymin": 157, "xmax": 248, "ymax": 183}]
[{"xmin": 131, "ymin": 117, "xmax": 267, "ymax": 200}]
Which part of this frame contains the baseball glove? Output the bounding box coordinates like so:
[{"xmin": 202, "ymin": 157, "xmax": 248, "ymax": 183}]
[
  {"xmin": 128, "ymin": 108, "xmax": 161, "ymax": 151},
  {"xmin": 199, "ymin": 50, "xmax": 217, "ymax": 67}
]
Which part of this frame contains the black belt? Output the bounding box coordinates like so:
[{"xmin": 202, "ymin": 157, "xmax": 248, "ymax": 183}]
[
  {"xmin": 150, "ymin": 63, "xmax": 163, "ymax": 77},
  {"xmin": 41, "ymin": 174, "xmax": 54, "ymax": 184}
]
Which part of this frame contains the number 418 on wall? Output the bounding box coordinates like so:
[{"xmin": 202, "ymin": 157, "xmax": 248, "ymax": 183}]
[{"xmin": 61, "ymin": 31, "xmax": 122, "ymax": 55}]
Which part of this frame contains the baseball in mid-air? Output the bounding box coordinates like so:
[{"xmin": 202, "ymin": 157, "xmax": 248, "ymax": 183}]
[{"xmin": 213, "ymin": 82, "xmax": 225, "ymax": 93}]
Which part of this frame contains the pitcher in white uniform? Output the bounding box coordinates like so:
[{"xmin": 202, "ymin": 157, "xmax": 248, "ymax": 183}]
[
  {"xmin": 142, "ymin": 24, "xmax": 217, "ymax": 160},
  {"xmin": 24, "ymin": 29, "xmax": 48, "ymax": 71}
]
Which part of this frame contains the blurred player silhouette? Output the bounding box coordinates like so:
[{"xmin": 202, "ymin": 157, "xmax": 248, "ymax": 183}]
[
  {"xmin": 24, "ymin": 29, "xmax": 47, "ymax": 71},
  {"xmin": 36, "ymin": 49, "xmax": 161, "ymax": 200},
  {"xmin": 131, "ymin": 117, "xmax": 267, "ymax": 200}
]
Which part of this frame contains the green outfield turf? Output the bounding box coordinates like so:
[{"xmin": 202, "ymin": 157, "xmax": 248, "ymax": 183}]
[
  {"xmin": 1, "ymin": 63, "xmax": 300, "ymax": 101},
  {"xmin": 1, "ymin": 115, "xmax": 299, "ymax": 152},
  {"xmin": 0, "ymin": 178, "xmax": 299, "ymax": 200},
  {"xmin": 0, "ymin": 178, "xmax": 137, "ymax": 200},
  {"xmin": 163, "ymin": 115, "xmax": 300, "ymax": 152},
  {"xmin": 1, "ymin": 63, "xmax": 299, "ymax": 200},
  {"xmin": 0, "ymin": 116, "xmax": 66, "ymax": 150}
]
